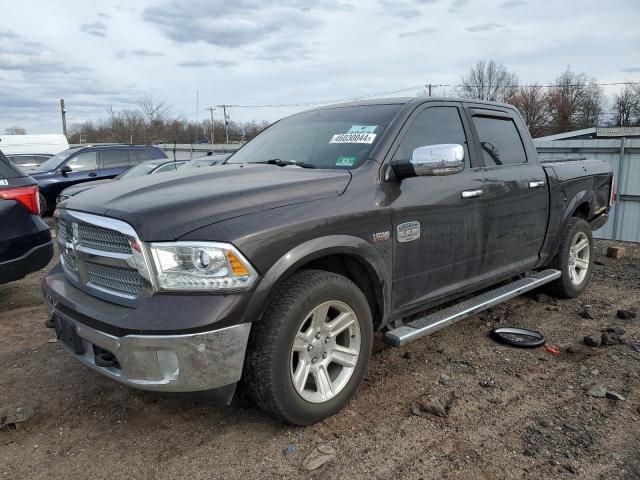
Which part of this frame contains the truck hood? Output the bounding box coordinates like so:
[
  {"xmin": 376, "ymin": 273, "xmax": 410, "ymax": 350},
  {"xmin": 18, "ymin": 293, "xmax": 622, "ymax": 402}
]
[
  {"xmin": 62, "ymin": 178, "xmax": 114, "ymax": 197},
  {"xmin": 63, "ymin": 164, "xmax": 351, "ymax": 240}
]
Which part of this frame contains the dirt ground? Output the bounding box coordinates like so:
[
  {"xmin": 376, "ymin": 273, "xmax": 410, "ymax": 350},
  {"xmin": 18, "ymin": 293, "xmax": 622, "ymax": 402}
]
[{"xmin": 1, "ymin": 237, "xmax": 639, "ymax": 480}]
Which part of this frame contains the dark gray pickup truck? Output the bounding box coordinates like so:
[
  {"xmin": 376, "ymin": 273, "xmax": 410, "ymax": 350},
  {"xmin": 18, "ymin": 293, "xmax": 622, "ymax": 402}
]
[{"xmin": 43, "ymin": 98, "xmax": 613, "ymax": 425}]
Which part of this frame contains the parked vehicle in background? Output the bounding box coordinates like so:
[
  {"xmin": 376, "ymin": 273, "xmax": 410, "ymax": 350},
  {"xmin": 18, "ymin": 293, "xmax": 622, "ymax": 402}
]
[
  {"xmin": 6, "ymin": 153, "xmax": 53, "ymax": 168},
  {"xmin": 57, "ymin": 158, "xmax": 188, "ymax": 203},
  {"xmin": 29, "ymin": 144, "xmax": 167, "ymax": 214},
  {"xmin": 177, "ymin": 153, "xmax": 231, "ymax": 169},
  {"xmin": 43, "ymin": 98, "xmax": 613, "ymax": 426},
  {"xmin": 0, "ymin": 134, "xmax": 69, "ymax": 157},
  {"xmin": 0, "ymin": 151, "xmax": 53, "ymax": 285}
]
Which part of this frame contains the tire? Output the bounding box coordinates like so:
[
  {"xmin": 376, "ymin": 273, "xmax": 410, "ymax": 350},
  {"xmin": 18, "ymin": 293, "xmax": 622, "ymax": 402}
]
[
  {"xmin": 547, "ymin": 217, "xmax": 593, "ymax": 298},
  {"xmin": 38, "ymin": 193, "xmax": 48, "ymax": 216},
  {"xmin": 244, "ymin": 269, "xmax": 373, "ymax": 426}
]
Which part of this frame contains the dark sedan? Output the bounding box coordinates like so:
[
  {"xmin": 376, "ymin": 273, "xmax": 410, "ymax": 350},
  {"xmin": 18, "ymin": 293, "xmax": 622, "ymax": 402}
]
[{"xmin": 0, "ymin": 151, "xmax": 53, "ymax": 284}]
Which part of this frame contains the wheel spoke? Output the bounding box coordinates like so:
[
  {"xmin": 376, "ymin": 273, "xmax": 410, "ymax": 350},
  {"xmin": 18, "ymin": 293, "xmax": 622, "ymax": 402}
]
[
  {"xmin": 311, "ymin": 303, "xmax": 330, "ymax": 330},
  {"xmin": 574, "ymin": 238, "xmax": 589, "ymax": 253},
  {"xmin": 330, "ymin": 345, "xmax": 358, "ymax": 368},
  {"xmin": 569, "ymin": 267, "xmax": 577, "ymax": 283},
  {"xmin": 575, "ymin": 258, "xmax": 589, "ymax": 270},
  {"xmin": 313, "ymin": 365, "xmax": 333, "ymax": 400},
  {"xmin": 292, "ymin": 359, "xmax": 311, "ymax": 392},
  {"xmin": 292, "ymin": 332, "xmax": 311, "ymax": 352},
  {"xmin": 327, "ymin": 311, "xmax": 356, "ymax": 337}
]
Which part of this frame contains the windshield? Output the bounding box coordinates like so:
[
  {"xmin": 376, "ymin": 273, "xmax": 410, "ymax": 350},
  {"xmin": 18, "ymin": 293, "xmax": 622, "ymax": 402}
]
[
  {"xmin": 227, "ymin": 104, "xmax": 402, "ymax": 169},
  {"xmin": 34, "ymin": 148, "xmax": 80, "ymax": 171},
  {"xmin": 118, "ymin": 161, "xmax": 163, "ymax": 179}
]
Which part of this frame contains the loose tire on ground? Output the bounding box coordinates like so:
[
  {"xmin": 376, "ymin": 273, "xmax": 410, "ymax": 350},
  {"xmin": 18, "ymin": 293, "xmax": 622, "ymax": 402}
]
[
  {"xmin": 244, "ymin": 269, "xmax": 373, "ymax": 426},
  {"xmin": 547, "ymin": 217, "xmax": 593, "ymax": 298}
]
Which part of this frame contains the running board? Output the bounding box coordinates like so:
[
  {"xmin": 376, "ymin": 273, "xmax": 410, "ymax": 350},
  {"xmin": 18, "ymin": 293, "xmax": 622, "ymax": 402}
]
[{"xmin": 384, "ymin": 269, "xmax": 561, "ymax": 347}]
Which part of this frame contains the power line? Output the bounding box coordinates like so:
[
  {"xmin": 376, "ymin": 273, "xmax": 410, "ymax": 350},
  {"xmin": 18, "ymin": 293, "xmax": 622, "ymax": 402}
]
[{"xmin": 205, "ymin": 80, "xmax": 640, "ymax": 110}]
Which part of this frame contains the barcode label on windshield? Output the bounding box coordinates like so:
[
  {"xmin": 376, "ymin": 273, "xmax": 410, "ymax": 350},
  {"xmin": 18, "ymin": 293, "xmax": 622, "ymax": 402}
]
[{"xmin": 329, "ymin": 133, "xmax": 377, "ymax": 144}]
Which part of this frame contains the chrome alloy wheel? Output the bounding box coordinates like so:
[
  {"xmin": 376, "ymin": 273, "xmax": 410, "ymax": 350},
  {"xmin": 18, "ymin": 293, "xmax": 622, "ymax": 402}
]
[
  {"xmin": 568, "ymin": 231, "xmax": 590, "ymax": 286},
  {"xmin": 289, "ymin": 301, "xmax": 361, "ymax": 403}
]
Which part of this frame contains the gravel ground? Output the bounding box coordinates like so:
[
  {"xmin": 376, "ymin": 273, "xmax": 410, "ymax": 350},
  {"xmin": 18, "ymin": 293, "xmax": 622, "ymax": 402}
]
[{"xmin": 1, "ymin": 238, "xmax": 639, "ymax": 479}]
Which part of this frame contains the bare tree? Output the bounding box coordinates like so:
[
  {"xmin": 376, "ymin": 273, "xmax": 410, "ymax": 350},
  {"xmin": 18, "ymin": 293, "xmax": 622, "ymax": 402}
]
[
  {"xmin": 509, "ymin": 84, "xmax": 550, "ymax": 138},
  {"xmin": 546, "ymin": 68, "xmax": 604, "ymax": 134},
  {"xmin": 611, "ymin": 83, "xmax": 640, "ymax": 127},
  {"xmin": 459, "ymin": 60, "xmax": 519, "ymax": 103},
  {"xmin": 5, "ymin": 126, "xmax": 27, "ymax": 135}
]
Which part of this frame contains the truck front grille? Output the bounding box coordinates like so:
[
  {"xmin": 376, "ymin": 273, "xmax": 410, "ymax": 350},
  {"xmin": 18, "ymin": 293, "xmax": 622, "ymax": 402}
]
[
  {"xmin": 86, "ymin": 262, "xmax": 144, "ymax": 296},
  {"xmin": 55, "ymin": 211, "xmax": 152, "ymax": 306},
  {"xmin": 77, "ymin": 224, "xmax": 132, "ymax": 254}
]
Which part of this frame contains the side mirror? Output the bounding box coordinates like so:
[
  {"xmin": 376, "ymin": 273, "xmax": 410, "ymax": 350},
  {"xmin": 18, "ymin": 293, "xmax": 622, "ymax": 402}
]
[
  {"xmin": 59, "ymin": 165, "xmax": 72, "ymax": 176},
  {"xmin": 391, "ymin": 144, "xmax": 465, "ymax": 179}
]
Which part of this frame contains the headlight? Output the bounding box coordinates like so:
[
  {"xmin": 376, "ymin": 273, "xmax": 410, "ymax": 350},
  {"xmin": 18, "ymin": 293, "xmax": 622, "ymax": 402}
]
[{"xmin": 149, "ymin": 242, "xmax": 258, "ymax": 291}]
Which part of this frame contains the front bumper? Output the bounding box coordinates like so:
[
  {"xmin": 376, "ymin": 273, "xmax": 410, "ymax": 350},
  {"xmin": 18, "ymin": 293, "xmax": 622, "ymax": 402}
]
[
  {"xmin": 50, "ymin": 308, "xmax": 251, "ymax": 394},
  {"xmin": 43, "ymin": 264, "xmax": 253, "ymax": 397}
]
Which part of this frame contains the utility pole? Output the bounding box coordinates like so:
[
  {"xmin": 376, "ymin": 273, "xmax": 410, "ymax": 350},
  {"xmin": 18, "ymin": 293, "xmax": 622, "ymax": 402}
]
[
  {"xmin": 60, "ymin": 99, "xmax": 68, "ymax": 138},
  {"xmin": 427, "ymin": 84, "xmax": 433, "ymax": 97},
  {"xmin": 218, "ymin": 105, "xmax": 230, "ymax": 143},
  {"xmin": 207, "ymin": 107, "xmax": 215, "ymax": 145},
  {"xmin": 194, "ymin": 91, "xmax": 199, "ymax": 144}
]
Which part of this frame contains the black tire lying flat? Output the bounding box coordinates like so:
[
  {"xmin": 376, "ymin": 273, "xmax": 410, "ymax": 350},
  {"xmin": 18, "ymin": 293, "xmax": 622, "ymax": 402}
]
[
  {"xmin": 244, "ymin": 269, "xmax": 373, "ymax": 426},
  {"xmin": 547, "ymin": 217, "xmax": 593, "ymax": 298}
]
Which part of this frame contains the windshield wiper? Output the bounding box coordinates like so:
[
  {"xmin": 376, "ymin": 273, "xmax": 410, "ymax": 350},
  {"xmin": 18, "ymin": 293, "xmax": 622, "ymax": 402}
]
[{"xmin": 253, "ymin": 158, "xmax": 316, "ymax": 169}]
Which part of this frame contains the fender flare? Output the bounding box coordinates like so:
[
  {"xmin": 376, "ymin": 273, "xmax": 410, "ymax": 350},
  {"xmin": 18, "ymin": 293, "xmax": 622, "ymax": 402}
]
[
  {"xmin": 242, "ymin": 235, "xmax": 391, "ymax": 329},
  {"xmin": 547, "ymin": 188, "xmax": 594, "ymax": 261}
]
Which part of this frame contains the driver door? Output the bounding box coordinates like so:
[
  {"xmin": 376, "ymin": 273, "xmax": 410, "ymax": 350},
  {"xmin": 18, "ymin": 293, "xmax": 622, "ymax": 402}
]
[
  {"xmin": 389, "ymin": 103, "xmax": 486, "ymax": 314},
  {"xmin": 59, "ymin": 151, "xmax": 98, "ymax": 190}
]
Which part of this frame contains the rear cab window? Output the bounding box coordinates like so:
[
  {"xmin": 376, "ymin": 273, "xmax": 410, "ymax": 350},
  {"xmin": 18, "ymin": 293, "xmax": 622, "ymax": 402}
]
[{"xmin": 472, "ymin": 114, "xmax": 527, "ymax": 167}]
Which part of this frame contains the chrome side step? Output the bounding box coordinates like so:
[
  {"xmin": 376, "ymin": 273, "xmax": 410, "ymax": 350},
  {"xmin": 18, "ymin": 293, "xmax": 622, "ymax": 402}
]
[{"xmin": 384, "ymin": 269, "xmax": 561, "ymax": 347}]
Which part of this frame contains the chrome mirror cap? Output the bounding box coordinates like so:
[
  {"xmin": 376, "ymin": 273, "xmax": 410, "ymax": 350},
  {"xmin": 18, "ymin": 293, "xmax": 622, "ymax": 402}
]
[{"xmin": 410, "ymin": 144, "xmax": 464, "ymax": 176}]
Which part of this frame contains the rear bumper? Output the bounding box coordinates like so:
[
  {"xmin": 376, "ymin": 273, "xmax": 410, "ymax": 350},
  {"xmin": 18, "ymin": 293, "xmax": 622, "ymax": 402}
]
[
  {"xmin": 0, "ymin": 239, "xmax": 53, "ymax": 284},
  {"xmin": 590, "ymin": 213, "xmax": 609, "ymax": 231},
  {"xmin": 49, "ymin": 307, "xmax": 251, "ymax": 395}
]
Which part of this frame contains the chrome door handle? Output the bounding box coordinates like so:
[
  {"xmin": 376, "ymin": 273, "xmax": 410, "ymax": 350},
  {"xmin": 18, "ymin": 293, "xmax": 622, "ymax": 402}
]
[
  {"xmin": 461, "ymin": 189, "xmax": 484, "ymax": 199},
  {"xmin": 529, "ymin": 180, "xmax": 545, "ymax": 189}
]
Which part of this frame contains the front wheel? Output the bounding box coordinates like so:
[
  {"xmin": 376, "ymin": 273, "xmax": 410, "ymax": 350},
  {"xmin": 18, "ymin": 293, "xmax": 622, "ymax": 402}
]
[
  {"xmin": 244, "ymin": 269, "xmax": 373, "ymax": 426},
  {"xmin": 547, "ymin": 217, "xmax": 593, "ymax": 298}
]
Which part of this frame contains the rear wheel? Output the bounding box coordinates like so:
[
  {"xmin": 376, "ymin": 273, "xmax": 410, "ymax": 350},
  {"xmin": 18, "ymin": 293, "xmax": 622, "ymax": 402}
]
[
  {"xmin": 244, "ymin": 269, "xmax": 373, "ymax": 426},
  {"xmin": 38, "ymin": 193, "xmax": 48, "ymax": 216},
  {"xmin": 547, "ymin": 218, "xmax": 593, "ymax": 298}
]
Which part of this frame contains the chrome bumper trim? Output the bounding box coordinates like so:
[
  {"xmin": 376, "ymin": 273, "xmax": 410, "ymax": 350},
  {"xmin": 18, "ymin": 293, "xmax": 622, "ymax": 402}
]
[{"xmin": 54, "ymin": 312, "xmax": 251, "ymax": 392}]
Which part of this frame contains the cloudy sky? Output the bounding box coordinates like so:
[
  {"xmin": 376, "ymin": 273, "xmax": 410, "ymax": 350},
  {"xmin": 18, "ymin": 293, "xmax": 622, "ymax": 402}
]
[{"xmin": 1, "ymin": 0, "xmax": 639, "ymax": 134}]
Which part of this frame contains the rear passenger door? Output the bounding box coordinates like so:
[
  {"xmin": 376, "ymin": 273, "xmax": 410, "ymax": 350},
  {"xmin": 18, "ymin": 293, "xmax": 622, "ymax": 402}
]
[
  {"xmin": 467, "ymin": 107, "xmax": 548, "ymax": 280},
  {"xmin": 98, "ymin": 149, "xmax": 131, "ymax": 178}
]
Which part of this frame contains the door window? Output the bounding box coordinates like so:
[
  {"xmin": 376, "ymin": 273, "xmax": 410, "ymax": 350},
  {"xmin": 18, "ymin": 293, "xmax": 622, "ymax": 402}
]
[
  {"xmin": 392, "ymin": 106, "xmax": 469, "ymax": 164},
  {"xmin": 135, "ymin": 149, "xmax": 155, "ymax": 162},
  {"xmin": 100, "ymin": 150, "xmax": 129, "ymax": 168},
  {"xmin": 472, "ymin": 116, "xmax": 527, "ymax": 166},
  {"xmin": 66, "ymin": 151, "xmax": 97, "ymax": 172}
]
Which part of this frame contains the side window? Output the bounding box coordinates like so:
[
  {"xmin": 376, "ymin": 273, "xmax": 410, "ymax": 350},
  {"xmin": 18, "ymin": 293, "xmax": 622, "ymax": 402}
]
[
  {"xmin": 392, "ymin": 106, "xmax": 469, "ymax": 163},
  {"xmin": 66, "ymin": 151, "xmax": 97, "ymax": 172},
  {"xmin": 100, "ymin": 150, "xmax": 129, "ymax": 168},
  {"xmin": 135, "ymin": 149, "xmax": 155, "ymax": 162},
  {"xmin": 472, "ymin": 116, "xmax": 527, "ymax": 166}
]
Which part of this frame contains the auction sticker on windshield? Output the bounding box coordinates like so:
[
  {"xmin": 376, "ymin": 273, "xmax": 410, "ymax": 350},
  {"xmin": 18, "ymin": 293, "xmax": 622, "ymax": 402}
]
[
  {"xmin": 329, "ymin": 133, "xmax": 377, "ymax": 144},
  {"xmin": 347, "ymin": 125, "xmax": 377, "ymax": 134}
]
